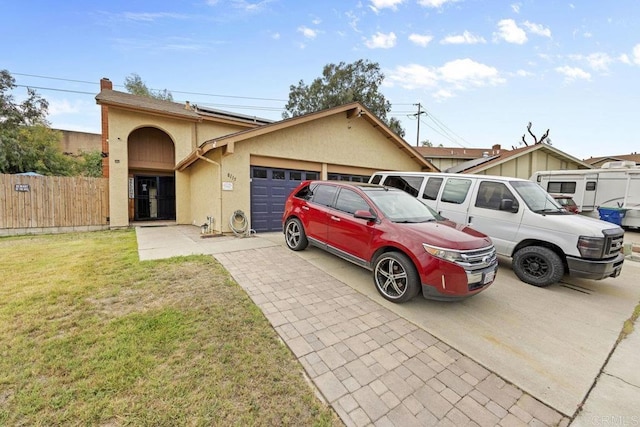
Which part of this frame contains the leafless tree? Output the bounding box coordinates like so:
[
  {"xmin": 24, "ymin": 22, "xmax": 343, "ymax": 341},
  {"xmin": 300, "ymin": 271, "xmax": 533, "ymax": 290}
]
[{"xmin": 521, "ymin": 122, "xmax": 550, "ymax": 146}]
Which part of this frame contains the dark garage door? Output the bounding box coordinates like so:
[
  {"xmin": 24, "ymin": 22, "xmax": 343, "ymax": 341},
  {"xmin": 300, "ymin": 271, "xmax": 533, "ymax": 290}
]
[{"xmin": 250, "ymin": 167, "xmax": 319, "ymax": 232}]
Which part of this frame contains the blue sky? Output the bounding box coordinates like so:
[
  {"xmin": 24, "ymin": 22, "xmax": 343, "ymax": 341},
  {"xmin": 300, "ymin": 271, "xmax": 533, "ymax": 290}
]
[{"xmin": 3, "ymin": 0, "xmax": 639, "ymax": 160}]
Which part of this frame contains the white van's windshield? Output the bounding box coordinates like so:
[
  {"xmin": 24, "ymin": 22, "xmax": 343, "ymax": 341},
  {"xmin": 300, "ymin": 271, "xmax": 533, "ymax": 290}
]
[{"xmin": 510, "ymin": 181, "xmax": 564, "ymax": 213}]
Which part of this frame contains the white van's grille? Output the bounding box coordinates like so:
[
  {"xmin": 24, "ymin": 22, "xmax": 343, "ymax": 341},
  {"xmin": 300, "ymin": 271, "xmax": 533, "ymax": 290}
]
[
  {"xmin": 456, "ymin": 245, "xmax": 497, "ymax": 271},
  {"xmin": 604, "ymin": 232, "xmax": 624, "ymax": 257}
]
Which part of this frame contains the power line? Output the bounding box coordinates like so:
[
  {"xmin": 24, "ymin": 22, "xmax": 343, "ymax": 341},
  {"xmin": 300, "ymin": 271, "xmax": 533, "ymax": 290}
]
[
  {"xmin": 11, "ymin": 71, "xmax": 472, "ymax": 147},
  {"xmin": 14, "ymin": 85, "xmax": 96, "ymax": 95},
  {"xmin": 11, "ymin": 71, "xmax": 288, "ymax": 103}
]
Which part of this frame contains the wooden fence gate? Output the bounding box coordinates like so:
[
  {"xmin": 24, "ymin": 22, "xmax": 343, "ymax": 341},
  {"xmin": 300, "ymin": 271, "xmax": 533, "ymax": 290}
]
[{"xmin": 1, "ymin": 174, "xmax": 109, "ymax": 235}]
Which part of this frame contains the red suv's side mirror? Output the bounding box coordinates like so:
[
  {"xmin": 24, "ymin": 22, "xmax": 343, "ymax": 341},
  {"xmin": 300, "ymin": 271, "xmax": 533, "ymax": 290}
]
[{"xmin": 354, "ymin": 209, "xmax": 377, "ymax": 222}]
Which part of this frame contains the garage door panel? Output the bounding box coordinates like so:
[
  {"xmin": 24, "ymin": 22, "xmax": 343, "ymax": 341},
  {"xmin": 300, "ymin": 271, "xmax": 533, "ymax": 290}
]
[
  {"xmin": 250, "ymin": 167, "xmax": 370, "ymax": 232},
  {"xmin": 250, "ymin": 167, "xmax": 307, "ymax": 232}
]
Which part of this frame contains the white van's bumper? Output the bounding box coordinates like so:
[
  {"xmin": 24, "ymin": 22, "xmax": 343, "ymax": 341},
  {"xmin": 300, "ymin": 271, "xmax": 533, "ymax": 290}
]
[{"xmin": 566, "ymin": 253, "xmax": 625, "ymax": 280}]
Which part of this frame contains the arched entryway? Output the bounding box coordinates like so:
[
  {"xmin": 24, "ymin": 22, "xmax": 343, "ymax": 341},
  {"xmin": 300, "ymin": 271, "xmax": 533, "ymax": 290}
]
[{"xmin": 127, "ymin": 127, "xmax": 176, "ymax": 221}]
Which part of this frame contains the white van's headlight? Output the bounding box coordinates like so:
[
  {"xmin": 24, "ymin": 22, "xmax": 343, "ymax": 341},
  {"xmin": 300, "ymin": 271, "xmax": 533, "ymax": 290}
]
[
  {"xmin": 423, "ymin": 244, "xmax": 463, "ymax": 263},
  {"xmin": 577, "ymin": 236, "xmax": 605, "ymax": 258}
]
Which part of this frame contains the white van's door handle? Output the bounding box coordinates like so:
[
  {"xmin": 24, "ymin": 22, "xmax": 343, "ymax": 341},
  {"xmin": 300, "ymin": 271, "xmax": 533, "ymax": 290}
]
[{"xmin": 468, "ymin": 216, "xmax": 473, "ymax": 224}]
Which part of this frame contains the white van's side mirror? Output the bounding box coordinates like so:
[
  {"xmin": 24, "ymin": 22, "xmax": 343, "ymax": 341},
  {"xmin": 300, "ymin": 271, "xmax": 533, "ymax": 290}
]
[{"xmin": 500, "ymin": 199, "xmax": 518, "ymax": 213}]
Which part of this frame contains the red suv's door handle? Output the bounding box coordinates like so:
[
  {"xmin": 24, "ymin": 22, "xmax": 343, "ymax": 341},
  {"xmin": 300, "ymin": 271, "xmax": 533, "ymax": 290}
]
[
  {"xmin": 302, "ymin": 206, "xmax": 309, "ymax": 210},
  {"xmin": 330, "ymin": 216, "xmax": 341, "ymax": 222}
]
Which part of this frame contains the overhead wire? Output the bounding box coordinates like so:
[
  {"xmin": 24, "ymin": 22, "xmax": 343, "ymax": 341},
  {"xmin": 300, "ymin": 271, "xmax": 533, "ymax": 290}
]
[{"xmin": 11, "ymin": 71, "xmax": 471, "ymax": 148}]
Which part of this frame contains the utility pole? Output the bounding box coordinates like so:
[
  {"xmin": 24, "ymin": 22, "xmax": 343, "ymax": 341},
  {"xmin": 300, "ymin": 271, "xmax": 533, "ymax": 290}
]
[{"xmin": 413, "ymin": 103, "xmax": 426, "ymax": 146}]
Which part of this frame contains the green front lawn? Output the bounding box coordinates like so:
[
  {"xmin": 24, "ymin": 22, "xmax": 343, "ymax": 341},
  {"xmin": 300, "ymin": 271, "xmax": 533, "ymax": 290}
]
[{"xmin": 0, "ymin": 230, "xmax": 341, "ymax": 426}]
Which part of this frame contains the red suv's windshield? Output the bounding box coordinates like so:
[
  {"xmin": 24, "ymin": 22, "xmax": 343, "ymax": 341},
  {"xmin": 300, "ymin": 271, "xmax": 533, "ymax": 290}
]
[{"xmin": 363, "ymin": 188, "xmax": 437, "ymax": 223}]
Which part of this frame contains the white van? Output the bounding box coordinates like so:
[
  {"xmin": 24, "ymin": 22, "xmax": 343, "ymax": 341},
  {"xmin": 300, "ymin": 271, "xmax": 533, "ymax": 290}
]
[{"xmin": 370, "ymin": 171, "xmax": 625, "ymax": 287}]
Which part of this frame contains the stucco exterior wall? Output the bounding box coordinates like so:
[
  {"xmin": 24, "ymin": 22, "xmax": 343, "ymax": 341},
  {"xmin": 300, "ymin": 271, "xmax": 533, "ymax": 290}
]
[
  {"xmin": 107, "ymin": 108, "xmax": 251, "ymax": 228},
  {"xmin": 185, "ymin": 154, "xmax": 222, "ymax": 232},
  {"xmin": 189, "ymin": 113, "xmax": 425, "ymax": 232}
]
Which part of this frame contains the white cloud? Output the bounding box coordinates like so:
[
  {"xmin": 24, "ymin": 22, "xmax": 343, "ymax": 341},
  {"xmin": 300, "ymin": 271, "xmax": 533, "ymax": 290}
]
[
  {"xmin": 514, "ymin": 69, "xmax": 533, "ymax": 77},
  {"xmin": 440, "ymin": 31, "xmax": 486, "ymax": 45},
  {"xmin": 523, "ymin": 21, "xmax": 551, "ymax": 38},
  {"xmin": 230, "ymin": 0, "xmax": 273, "ymax": 13},
  {"xmin": 439, "ymin": 59, "xmax": 504, "ymax": 87},
  {"xmin": 408, "ymin": 33, "xmax": 434, "ymax": 47},
  {"xmin": 619, "ymin": 53, "xmax": 631, "ymax": 65},
  {"xmin": 555, "ymin": 65, "xmax": 591, "ymax": 81},
  {"xmin": 511, "ymin": 3, "xmax": 521, "ymax": 13},
  {"xmin": 369, "ymin": 0, "xmax": 404, "ymax": 12},
  {"xmin": 365, "ymin": 31, "xmax": 397, "ymax": 49},
  {"xmin": 122, "ymin": 12, "xmax": 188, "ymax": 22},
  {"xmin": 568, "ymin": 52, "xmax": 614, "ymax": 71},
  {"xmin": 387, "ymin": 64, "xmax": 440, "ymax": 89},
  {"xmin": 48, "ymin": 99, "xmax": 83, "ymax": 116},
  {"xmin": 386, "ymin": 58, "xmax": 504, "ymax": 98},
  {"xmin": 633, "ymin": 44, "xmax": 640, "ymax": 65},
  {"xmin": 271, "ymin": 32, "xmax": 280, "ymax": 40},
  {"xmin": 494, "ymin": 19, "xmax": 527, "ymax": 44},
  {"xmin": 345, "ymin": 11, "xmax": 360, "ymax": 33},
  {"xmin": 298, "ymin": 26, "xmax": 317, "ymax": 39},
  {"xmin": 585, "ymin": 52, "xmax": 613, "ymax": 71},
  {"xmin": 417, "ymin": 0, "xmax": 457, "ymax": 8}
]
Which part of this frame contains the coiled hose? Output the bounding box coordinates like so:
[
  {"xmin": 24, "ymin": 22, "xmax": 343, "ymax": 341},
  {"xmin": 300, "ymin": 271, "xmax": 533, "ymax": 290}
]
[{"xmin": 229, "ymin": 210, "xmax": 254, "ymax": 237}]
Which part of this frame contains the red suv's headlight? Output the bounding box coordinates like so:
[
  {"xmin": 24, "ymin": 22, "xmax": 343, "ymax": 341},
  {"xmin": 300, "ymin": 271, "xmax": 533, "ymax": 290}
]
[{"xmin": 423, "ymin": 244, "xmax": 464, "ymax": 263}]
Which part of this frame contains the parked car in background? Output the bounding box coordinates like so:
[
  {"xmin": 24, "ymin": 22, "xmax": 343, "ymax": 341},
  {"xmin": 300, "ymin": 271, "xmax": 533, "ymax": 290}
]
[
  {"xmin": 282, "ymin": 181, "xmax": 498, "ymax": 303},
  {"xmin": 550, "ymin": 194, "xmax": 579, "ymax": 214}
]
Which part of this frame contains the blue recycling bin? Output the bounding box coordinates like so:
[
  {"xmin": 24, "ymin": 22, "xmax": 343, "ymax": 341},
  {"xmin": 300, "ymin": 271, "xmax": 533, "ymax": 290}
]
[{"xmin": 597, "ymin": 207, "xmax": 626, "ymax": 226}]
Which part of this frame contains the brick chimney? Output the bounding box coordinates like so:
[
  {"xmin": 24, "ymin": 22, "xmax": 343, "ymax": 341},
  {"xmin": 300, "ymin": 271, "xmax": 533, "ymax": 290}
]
[{"xmin": 100, "ymin": 78, "xmax": 112, "ymax": 178}]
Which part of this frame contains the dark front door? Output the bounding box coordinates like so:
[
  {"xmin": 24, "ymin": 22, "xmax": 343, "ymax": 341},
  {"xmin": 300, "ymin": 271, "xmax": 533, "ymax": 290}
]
[{"xmin": 134, "ymin": 175, "xmax": 176, "ymax": 221}]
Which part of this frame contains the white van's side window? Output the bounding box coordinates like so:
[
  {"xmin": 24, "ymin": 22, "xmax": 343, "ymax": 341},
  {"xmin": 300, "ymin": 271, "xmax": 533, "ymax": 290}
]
[
  {"xmin": 441, "ymin": 178, "xmax": 472, "ymax": 204},
  {"xmin": 384, "ymin": 175, "xmax": 424, "ymax": 197},
  {"xmin": 423, "ymin": 177, "xmax": 443, "ymax": 201},
  {"xmin": 475, "ymin": 181, "xmax": 514, "ymax": 210}
]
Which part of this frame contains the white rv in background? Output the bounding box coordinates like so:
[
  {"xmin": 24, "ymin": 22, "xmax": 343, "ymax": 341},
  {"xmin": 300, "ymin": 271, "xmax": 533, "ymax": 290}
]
[{"xmin": 531, "ymin": 161, "xmax": 640, "ymax": 228}]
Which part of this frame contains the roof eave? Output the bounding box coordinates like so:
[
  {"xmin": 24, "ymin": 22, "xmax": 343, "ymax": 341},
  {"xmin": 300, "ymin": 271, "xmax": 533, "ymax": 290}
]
[{"xmin": 96, "ymin": 99, "xmax": 202, "ymax": 123}]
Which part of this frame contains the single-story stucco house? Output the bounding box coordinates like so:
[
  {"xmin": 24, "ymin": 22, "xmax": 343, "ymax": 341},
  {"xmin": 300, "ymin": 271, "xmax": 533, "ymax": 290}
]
[{"xmin": 95, "ymin": 78, "xmax": 436, "ymax": 233}]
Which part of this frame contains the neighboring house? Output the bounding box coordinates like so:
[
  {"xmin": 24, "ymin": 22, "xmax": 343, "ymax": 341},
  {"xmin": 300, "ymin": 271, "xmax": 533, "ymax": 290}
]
[
  {"xmin": 419, "ymin": 143, "xmax": 592, "ymax": 179},
  {"xmin": 95, "ymin": 78, "xmax": 436, "ymax": 232},
  {"xmin": 584, "ymin": 153, "xmax": 640, "ymax": 168},
  {"xmin": 415, "ymin": 145, "xmax": 504, "ymax": 171},
  {"xmin": 57, "ymin": 129, "xmax": 101, "ymax": 156}
]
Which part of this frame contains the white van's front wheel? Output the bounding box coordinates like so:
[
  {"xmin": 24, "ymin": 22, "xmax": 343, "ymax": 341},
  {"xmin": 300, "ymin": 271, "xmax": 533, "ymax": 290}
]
[{"xmin": 512, "ymin": 246, "xmax": 564, "ymax": 287}]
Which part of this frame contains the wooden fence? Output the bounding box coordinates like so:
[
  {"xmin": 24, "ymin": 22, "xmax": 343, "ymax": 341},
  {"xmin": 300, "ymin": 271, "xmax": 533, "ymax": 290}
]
[{"xmin": 1, "ymin": 174, "xmax": 109, "ymax": 234}]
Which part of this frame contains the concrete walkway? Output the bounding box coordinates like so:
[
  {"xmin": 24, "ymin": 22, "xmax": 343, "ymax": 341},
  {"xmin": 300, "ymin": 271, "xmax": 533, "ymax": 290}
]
[{"xmin": 135, "ymin": 225, "xmax": 640, "ymax": 426}]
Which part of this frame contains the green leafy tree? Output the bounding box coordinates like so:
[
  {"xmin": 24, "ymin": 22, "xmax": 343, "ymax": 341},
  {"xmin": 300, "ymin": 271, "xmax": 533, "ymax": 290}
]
[
  {"xmin": 283, "ymin": 59, "xmax": 405, "ymax": 137},
  {"xmin": 77, "ymin": 150, "xmax": 104, "ymax": 177},
  {"xmin": 124, "ymin": 73, "xmax": 174, "ymax": 101},
  {"xmin": 0, "ymin": 69, "xmax": 78, "ymax": 175}
]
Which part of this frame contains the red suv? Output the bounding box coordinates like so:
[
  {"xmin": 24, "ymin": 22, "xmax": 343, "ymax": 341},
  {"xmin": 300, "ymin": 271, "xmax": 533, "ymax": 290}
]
[{"xmin": 282, "ymin": 181, "xmax": 498, "ymax": 303}]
